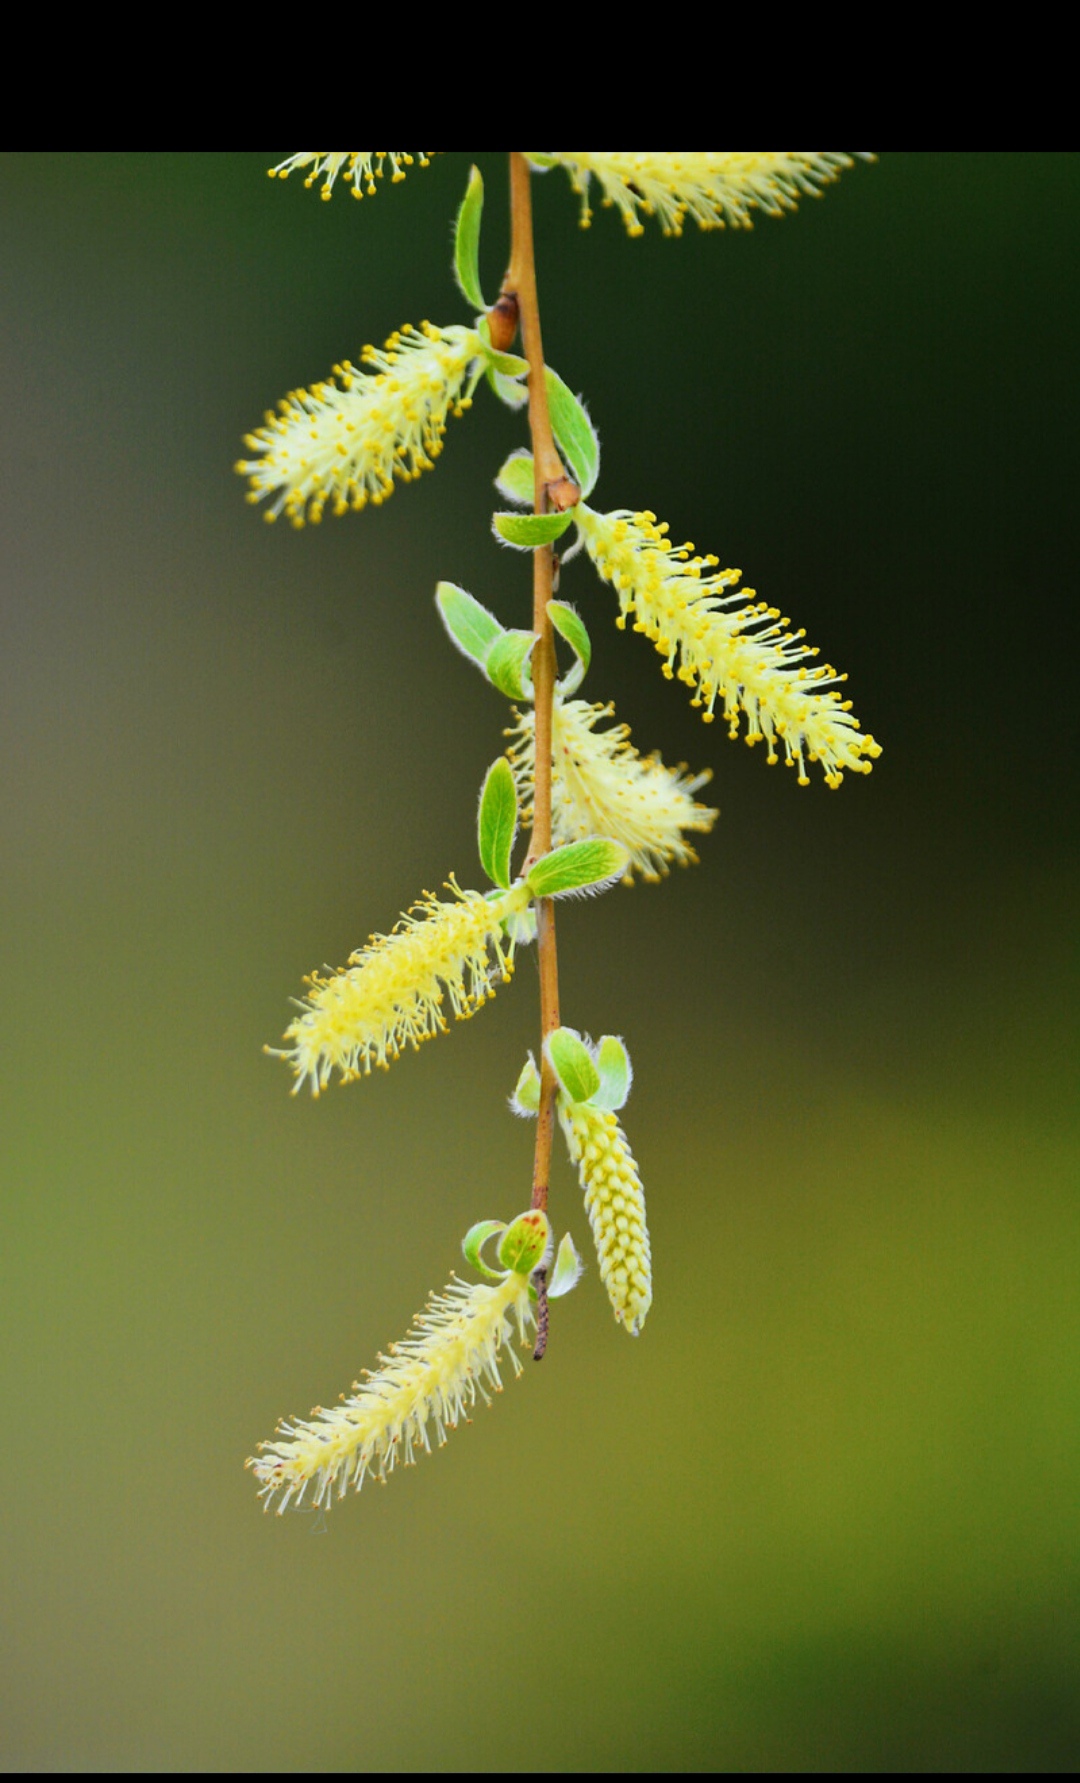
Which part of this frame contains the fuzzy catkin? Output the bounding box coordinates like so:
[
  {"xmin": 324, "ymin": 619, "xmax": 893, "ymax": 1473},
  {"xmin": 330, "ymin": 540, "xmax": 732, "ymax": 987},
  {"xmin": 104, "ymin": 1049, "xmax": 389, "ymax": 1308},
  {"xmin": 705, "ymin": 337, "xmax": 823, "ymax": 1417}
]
[
  {"xmin": 276, "ymin": 880, "xmax": 526, "ymax": 1095},
  {"xmin": 238, "ymin": 321, "xmax": 482, "ymax": 526},
  {"xmin": 248, "ymin": 1271, "xmax": 535, "ymax": 1512},
  {"xmin": 560, "ymin": 1102, "xmax": 652, "ymax": 1334},
  {"xmin": 576, "ymin": 505, "xmax": 880, "ymax": 787},
  {"xmin": 506, "ymin": 698, "xmax": 716, "ymax": 881},
  {"xmin": 533, "ymin": 152, "xmax": 862, "ymax": 236}
]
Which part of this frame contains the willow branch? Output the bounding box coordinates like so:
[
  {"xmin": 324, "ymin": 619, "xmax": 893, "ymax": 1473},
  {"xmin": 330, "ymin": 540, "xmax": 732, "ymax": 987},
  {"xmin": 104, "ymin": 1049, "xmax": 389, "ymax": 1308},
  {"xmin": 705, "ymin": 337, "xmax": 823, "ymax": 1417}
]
[{"xmin": 503, "ymin": 152, "xmax": 563, "ymax": 1256}]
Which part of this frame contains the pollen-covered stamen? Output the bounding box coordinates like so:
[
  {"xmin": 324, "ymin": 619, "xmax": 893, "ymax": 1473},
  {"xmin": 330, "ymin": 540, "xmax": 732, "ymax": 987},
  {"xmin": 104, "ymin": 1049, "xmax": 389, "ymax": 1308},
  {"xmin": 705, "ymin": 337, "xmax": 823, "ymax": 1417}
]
[
  {"xmin": 559, "ymin": 1102, "xmax": 652, "ymax": 1335},
  {"xmin": 274, "ymin": 878, "xmax": 531, "ymax": 1095},
  {"xmin": 268, "ymin": 152, "xmax": 434, "ymax": 200},
  {"xmin": 506, "ymin": 697, "xmax": 716, "ymax": 882},
  {"xmin": 530, "ymin": 153, "xmax": 864, "ymax": 237},
  {"xmin": 576, "ymin": 505, "xmax": 881, "ymax": 788},
  {"xmin": 237, "ymin": 322, "xmax": 484, "ymax": 527},
  {"xmin": 247, "ymin": 1270, "xmax": 535, "ymax": 1513}
]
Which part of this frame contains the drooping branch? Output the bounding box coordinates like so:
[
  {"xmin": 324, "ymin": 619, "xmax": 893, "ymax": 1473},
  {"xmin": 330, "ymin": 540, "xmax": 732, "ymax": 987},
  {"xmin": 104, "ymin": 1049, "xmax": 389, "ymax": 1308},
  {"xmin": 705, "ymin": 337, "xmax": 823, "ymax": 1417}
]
[{"xmin": 503, "ymin": 154, "xmax": 563, "ymax": 1315}]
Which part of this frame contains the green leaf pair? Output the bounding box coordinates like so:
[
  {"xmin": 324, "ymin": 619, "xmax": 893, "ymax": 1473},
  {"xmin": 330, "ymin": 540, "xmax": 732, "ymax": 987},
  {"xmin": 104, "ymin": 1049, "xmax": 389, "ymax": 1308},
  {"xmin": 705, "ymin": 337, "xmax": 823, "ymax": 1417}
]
[
  {"xmin": 453, "ymin": 169, "xmax": 531, "ymax": 407},
  {"xmin": 493, "ymin": 372, "xmax": 599, "ymax": 507},
  {"xmin": 512, "ymin": 1034, "xmax": 630, "ymax": 1116},
  {"xmin": 462, "ymin": 1210, "xmax": 583, "ymax": 1299},
  {"xmin": 454, "ymin": 166, "xmax": 601, "ymax": 495},
  {"xmin": 436, "ymin": 582, "xmax": 536, "ymax": 699},
  {"xmin": 438, "ymin": 580, "xmax": 591, "ymax": 703},
  {"xmin": 545, "ymin": 1028, "xmax": 632, "ymax": 1111},
  {"xmin": 437, "ymin": 581, "xmax": 591, "ymax": 702},
  {"xmin": 462, "ymin": 1210, "xmax": 549, "ymax": 1280},
  {"xmin": 478, "ymin": 757, "xmax": 629, "ymax": 896}
]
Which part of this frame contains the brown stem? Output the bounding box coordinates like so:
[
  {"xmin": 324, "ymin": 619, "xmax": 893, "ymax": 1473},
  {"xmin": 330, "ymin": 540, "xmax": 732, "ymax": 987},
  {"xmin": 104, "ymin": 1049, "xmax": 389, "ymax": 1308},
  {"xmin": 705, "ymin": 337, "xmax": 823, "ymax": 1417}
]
[
  {"xmin": 505, "ymin": 152, "xmax": 563, "ymax": 1223},
  {"xmin": 532, "ymin": 1267, "xmax": 550, "ymax": 1362}
]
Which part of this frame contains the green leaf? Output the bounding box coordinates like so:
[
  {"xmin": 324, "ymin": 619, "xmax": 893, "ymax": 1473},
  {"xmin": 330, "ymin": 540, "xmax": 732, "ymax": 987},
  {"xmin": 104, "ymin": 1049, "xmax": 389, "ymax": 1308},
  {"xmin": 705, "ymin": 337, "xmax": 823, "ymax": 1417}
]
[
  {"xmin": 453, "ymin": 165, "xmax": 487, "ymax": 311},
  {"xmin": 526, "ymin": 838, "xmax": 630, "ymax": 899},
  {"xmin": 546, "ymin": 1027, "xmax": 601, "ymax": 1105},
  {"xmin": 486, "ymin": 348, "xmax": 530, "ymax": 377},
  {"xmin": 485, "ymin": 629, "xmax": 537, "ymax": 700},
  {"xmin": 495, "ymin": 449, "xmax": 536, "ymax": 506},
  {"xmin": 462, "ymin": 1219, "xmax": 506, "ymax": 1281},
  {"xmin": 493, "ymin": 510, "xmax": 574, "ymax": 550},
  {"xmin": 497, "ymin": 1209, "xmax": 551, "ymax": 1276},
  {"xmin": 510, "ymin": 1056, "xmax": 541, "ymax": 1116},
  {"xmin": 486, "ymin": 364, "xmax": 529, "ymax": 409},
  {"xmin": 548, "ymin": 600, "xmax": 591, "ymax": 695},
  {"xmin": 477, "ymin": 758, "xmax": 519, "ymax": 889},
  {"xmin": 545, "ymin": 368, "xmax": 600, "ymax": 497},
  {"xmin": 593, "ymin": 1035, "xmax": 632, "ymax": 1111},
  {"xmin": 436, "ymin": 581, "xmax": 504, "ymax": 670},
  {"xmin": 548, "ymin": 1232, "xmax": 584, "ymax": 1299}
]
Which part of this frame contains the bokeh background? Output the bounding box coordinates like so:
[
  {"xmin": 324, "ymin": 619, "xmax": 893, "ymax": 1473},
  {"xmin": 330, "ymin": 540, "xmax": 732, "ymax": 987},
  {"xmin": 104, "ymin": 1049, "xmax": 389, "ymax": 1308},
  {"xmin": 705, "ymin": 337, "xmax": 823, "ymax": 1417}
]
[{"xmin": 1, "ymin": 152, "xmax": 1077, "ymax": 1771}]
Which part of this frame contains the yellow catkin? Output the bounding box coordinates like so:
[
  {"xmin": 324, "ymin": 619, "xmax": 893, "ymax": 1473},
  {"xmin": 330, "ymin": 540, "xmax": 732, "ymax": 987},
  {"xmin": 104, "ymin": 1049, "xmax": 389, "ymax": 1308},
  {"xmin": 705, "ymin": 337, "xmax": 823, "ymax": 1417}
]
[
  {"xmin": 576, "ymin": 505, "xmax": 880, "ymax": 788},
  {"xmin": 560, "ymin": 1102, "xmax": 652, "ymax": 1335},
  {"xmin": 237, "ymin": 322, "xmax": 482, "ymax": 526},
  {"xmin": 275, "ymin": 880, "xmax": 528, "ymax": 1095},
  {"xmin": 268, "ymin": 152, "xmax": 434, "ymax": 200},
  {"xmin": 506, "ymin": 698, "xmax": 716, "ymax": 882},
  {"xmin": 531, "ymin": 152, "xmax": 864, "ymax": 236},
  {"xmin": 248, "ymin": 1271, "xmax": 534, "ymax": 1513}
]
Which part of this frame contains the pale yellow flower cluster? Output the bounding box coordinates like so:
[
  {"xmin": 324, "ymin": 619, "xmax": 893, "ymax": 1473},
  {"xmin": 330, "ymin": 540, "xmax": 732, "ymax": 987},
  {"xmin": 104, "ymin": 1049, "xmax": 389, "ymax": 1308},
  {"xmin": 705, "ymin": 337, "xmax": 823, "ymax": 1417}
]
[
  {"xmin": 276, "ymin": 879, "xmax": 529, "ymax": 1095},
  {"xmin": 560, "ymin": 1101, "xmax": 652, "ymax": 1335},
  {"xmin": 505, "ymin": 697, "xmax": 716, "ymax": 882},
  {"xmin": 248, "ymin": 1270, "xmax": 534, "ymax": 1512},
  {"xmin": 269, "ymin": 152, "xmax": 434, "ymax": 200},
  {"xmin": 533, "ymin": 152, "xmax": 862, "ymax": 236},
  {"xmin": 576, "ymin": 505, "xmax": 881, "ymax": 788},
  {"xmin": 237, "ymin": 322, "xmax": 483, "ymax": 526}
]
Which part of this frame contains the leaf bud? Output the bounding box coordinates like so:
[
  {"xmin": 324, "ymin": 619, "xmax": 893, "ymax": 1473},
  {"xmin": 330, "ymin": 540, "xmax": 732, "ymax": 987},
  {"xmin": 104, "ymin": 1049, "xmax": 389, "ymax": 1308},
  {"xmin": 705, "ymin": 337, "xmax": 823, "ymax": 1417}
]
[
  {"xmin": 497, "ymin": 1210, "xmax": 552, "ymax": 1276},
  {"xmin": 487, "ymin": 291, "xmax": 519, "ymax": 353}
]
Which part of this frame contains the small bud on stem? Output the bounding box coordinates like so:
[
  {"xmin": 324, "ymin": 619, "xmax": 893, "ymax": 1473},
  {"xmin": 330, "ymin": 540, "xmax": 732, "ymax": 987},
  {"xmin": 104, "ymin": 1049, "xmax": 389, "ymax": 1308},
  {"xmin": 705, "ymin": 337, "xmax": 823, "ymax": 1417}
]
[{"xmin": 488, "ymin": 290, "xmax": 520, "ymax": 352}]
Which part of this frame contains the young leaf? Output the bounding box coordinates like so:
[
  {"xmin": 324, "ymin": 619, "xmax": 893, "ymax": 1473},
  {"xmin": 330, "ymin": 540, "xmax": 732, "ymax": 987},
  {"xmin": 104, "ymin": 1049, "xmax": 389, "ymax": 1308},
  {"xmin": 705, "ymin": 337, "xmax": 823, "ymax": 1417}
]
[
  {"xmin": 526, "ymin": 838, "xmax": 630, "ymax": 899},
  {"xmin": 593, "ymin": 1035, "xmax": 633, "ymax": 1111},
  {"xmin": 453, "ymin": 165, "xmax": 487, "ymax": 311},
  {"xmin": 486, "ymin": 365, "xmax": 529, "ymax": 409},
  {"xmin": 548, "ymin": 1232, "xmax": 585, "ymax": 1299},
  {"xmin": 462, "ymin": 1218, "xmax": 507, "ymax": 1281},
  {"xmin": 485, "ymin": 629, "xmax": 537, "ymax": 700},
  {"xmin": 478, "ymin": 757, "xmax": 519, "ymax": 890},
  {"xmin": 493, "ymin": 510, "xmax": 574, "ymax": 550},
  {"xmin": 486, "ymin": 348, "xmax": 530, "ymax": 377},
  {"xmin": 545, "ymin": 368, "xmax": 600, "ymax": 498},
  {"xmin": 436, "ymin": 581, "xmax": 504, "ymax": 670},
  {"xmin": 548, "ymin": 600, "xmax": 591, "ymax": 695},
  {"xmin": 546, "ymin": 1027, "xmax": 601, "ymax": 1105},
  {"xmin": 497, "ymin": 1209, "xmax": 551, "ymax": 1276},
  {"xmin": 510, "ymin": 1055, "xmax": 541, "ymax": 1116},
  {"xmin": 495, "ymin": 449, "xmax": 536, "ymax": 506}
]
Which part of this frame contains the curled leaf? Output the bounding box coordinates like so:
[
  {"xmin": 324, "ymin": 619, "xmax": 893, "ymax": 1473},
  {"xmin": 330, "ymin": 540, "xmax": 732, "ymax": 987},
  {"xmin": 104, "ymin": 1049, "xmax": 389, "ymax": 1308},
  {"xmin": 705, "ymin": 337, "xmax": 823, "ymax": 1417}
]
[{"xmin": 546, "ymin": 1027, "xmax": 601, "ymax": 1105}]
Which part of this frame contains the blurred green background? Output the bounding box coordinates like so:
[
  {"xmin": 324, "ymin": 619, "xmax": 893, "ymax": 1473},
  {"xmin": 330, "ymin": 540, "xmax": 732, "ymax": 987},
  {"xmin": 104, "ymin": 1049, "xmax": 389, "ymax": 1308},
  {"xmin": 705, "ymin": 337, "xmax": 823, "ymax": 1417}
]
[{"xmin": 1, "ymin": 153, "xmax": 1077, "ymax": 1771}]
